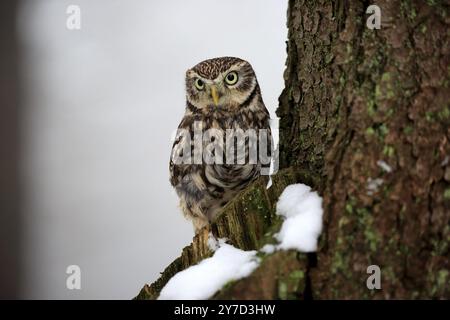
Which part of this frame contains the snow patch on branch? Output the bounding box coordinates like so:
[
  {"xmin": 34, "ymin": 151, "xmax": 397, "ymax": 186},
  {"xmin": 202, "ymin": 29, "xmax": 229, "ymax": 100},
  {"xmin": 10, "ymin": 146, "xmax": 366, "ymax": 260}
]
[
  {"xmin": 377, "ymin": 160, "xmax": 392, "ymax": 173},
  {"xmin": 274, "ymin": 184, "xmax": 323, "ymax": 252},
  {"xmin": 158, "ymin": 243, "xmax": 260, "ymax": 300},
  {"xmin": 366, "ymin": 177, "xmax": 383, "ymax": 195},
  {"xmin": 207, "ymin": 232, "xmax": 227, "ymax": 252},
  {"xmin": 159, "ymin": 183, "xmax": 323, "ymax": 299},
  {"xmin": 261, "ymin": 243, "xmax": 276, "ymax": 254}
]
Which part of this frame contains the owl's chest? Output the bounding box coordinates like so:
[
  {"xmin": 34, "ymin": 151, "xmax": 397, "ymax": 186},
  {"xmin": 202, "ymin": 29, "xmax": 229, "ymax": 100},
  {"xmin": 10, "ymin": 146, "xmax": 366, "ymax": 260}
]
[
  {"xmin": 200, "ymin": 112, "xmax": 261, "ymax": 189},
  {"xmin": 200, "ymin": 110, "xmax": 259, "ymax": 131}
]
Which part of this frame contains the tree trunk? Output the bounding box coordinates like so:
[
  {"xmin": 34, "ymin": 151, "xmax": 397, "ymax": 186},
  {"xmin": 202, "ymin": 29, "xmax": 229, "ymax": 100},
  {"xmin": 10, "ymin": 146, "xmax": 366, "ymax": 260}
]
[
  {"xmin": 137, "ymin": 0, "xmax": 449, "ymax": 299},
  {"xmin": 277, "ymin": 0, "xmax": 449, "ymax": 299}
]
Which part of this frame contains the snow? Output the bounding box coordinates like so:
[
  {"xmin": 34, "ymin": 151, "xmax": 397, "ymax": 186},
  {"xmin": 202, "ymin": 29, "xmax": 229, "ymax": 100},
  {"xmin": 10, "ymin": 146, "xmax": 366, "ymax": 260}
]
[
  {"xmin": 207, "ymin": 233, "xmax": 227, "ymax": 252},
  {"xmin": 367, "ymin": 177, "xmax": 383, "ymax": 195},
  {"xmin": 376, "ymin": 160, "xmax": 392, "ymax": 173},
  {"xmin": 158, "ymin": 243, "xmax": 260, "ymax": 300},
  {"xmin": 275, "ymin": 184, "xmax": 323, "ymax": 252},
  {"xmin": 261, "ymin": 244, "xmax": 276, "ymax": 254},
  {"xmin": 366, "ymin": 160, "xmax": 391, "ymax": 195}
]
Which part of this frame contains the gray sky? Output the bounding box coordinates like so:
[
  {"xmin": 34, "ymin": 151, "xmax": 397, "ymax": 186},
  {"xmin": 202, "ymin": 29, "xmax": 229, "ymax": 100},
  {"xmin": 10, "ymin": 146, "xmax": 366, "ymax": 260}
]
[{"xmin": 19, "ymin": 0, "xmax": 287, "ymax": 299}]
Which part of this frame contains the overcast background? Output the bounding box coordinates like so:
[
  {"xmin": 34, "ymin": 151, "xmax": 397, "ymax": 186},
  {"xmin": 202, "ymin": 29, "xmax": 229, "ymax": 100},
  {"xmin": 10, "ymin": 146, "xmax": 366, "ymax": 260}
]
[{"xmin": 18, "ymin": 0, "xmax": 287, "ymax": 299}]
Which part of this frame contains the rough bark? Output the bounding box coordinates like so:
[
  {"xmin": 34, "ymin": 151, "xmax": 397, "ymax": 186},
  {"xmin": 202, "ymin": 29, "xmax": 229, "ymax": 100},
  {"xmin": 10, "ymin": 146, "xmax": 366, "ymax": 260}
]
[
  {"xmin": 137, "ymin": 0, "xmax": 449, "ymax": 299},
  {"xmin": 277, "ymin": 0, "xmax": 449, "ymax": 299}
]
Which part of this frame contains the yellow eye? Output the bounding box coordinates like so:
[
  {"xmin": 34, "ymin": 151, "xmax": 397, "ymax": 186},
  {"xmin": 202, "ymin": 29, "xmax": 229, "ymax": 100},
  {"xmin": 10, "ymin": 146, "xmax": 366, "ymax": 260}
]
[
  {"xmin": 224, "ymin": 71, "xmax": 238, "ymax": 85},
  {"xmin": 194, "ymin": 78, "xmax": 205, "ymax": 90}
]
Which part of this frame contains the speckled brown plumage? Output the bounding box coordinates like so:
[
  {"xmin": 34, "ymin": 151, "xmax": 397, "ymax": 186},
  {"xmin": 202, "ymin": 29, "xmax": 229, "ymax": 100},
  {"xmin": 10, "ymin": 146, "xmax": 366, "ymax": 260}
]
[
  {"xmin": 192, "ymin": 57, "xmax": 244, "ymax": 80},
  {"xmin": 170, "ymin": 57, "xmax": 272, "ymax": 232}
]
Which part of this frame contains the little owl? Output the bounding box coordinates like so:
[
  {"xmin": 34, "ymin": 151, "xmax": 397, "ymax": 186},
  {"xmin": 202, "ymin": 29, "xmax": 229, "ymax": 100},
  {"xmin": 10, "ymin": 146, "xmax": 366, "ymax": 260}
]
[{"xmin": 169, "ymin": 57, "xmax": 272, "ymax": 233}]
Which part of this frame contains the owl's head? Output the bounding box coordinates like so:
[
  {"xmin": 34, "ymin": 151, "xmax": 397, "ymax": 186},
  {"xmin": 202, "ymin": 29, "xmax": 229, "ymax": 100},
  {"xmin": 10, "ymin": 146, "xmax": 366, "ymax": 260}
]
[{"xmin": 185, "ymin": 57, "xmax": 258, "ymax": 111}]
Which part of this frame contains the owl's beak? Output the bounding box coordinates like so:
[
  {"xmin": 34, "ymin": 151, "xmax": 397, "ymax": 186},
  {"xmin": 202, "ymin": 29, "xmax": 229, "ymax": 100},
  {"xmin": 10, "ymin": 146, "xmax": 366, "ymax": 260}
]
[{"xmin": 210, "ymin": 86, "xmax": 219, "ymax": 106}]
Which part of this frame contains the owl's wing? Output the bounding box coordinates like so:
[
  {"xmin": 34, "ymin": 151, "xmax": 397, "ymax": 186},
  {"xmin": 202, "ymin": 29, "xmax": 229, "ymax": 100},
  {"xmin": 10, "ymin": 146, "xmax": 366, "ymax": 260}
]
[
  {"xmin": 169, "ymin": 115, "xmax": 196, "ymax": 187},
  {"xmin": 169, "ymin": 133, "xmax": 186, "ymax": 187}
]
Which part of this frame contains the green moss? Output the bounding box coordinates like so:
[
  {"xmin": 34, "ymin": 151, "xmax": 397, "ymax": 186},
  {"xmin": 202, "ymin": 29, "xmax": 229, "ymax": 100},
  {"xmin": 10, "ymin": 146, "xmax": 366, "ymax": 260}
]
[
  {"xmin": 325, "ymin": 53, "xmax": 334, "ymax": 65},
  {"xmin": 374, "ymin": 72, "xmax": 398, "ymax": 101},
  {"xmin": 410, "ymin": 7, "xmax": 417, "ymax": 19},
  {"xmin": 290, "ymin": 270, "xmax": 305, "ymax": 280},
  {"xmin": 421, "ymin": 24, "xmax": 428, "ymax": 33},
  {"xmin": 403, "ymin": 126, "xmax": 413, "ymax": 134},
  {"xmin": 288, "ymin": 270, "xmax": 305, "ymax": 295},
  {"xmin": 298, "ymin": 134, "xmax": 306, "ymax": 149},
  {"xmin": 438, "ymin": 106, "xmax": 450, "ymax": 120},
  {"xmin": 437, "ymin": 270, "xmax": 449, "ymax": 287},
  {"xmin": 426, "ymin": 111, "xmax": 435, "ymax": 122},
  {"xmin": 365, "ymin": 228, "xmax": 380, "ymax": 252},
  {"xmin": 383, "ymin": 266, "xmax": 397, "ymax": 283},
  {"xmin": 383, "ymin": 145, "xmax": 395, "ymax": 157},
  {"xmin": 278, "ymin": 281, "xmax": 288, "ymax": 300},
  {"xmin": 375, "ymin": 84, "xmax": 382, "ymax": 101},
  {"xmin": 367, "ymin": 123, "xmax": 391, "ymax": 141},
  {"xmin": 381, "ymin": 72, "xmax": 391, "ymax": 82},
  {"xmin": 444, "ymin": 188, "xmax": 450, "ymax": 200},
  {"xmin": 355, "ymin": 207, "xmax": 382, "ymax": 252},
  {"xmin": 345, "ymin": 202, "xmax": 354, "ymax": 214},
  {"xmin": 430, "ymin": 269, "xmax": 449, "ymax": 296},
  {"xmin": 432, "ymin": 240, "xmax": 449, "ymax": 257},
  {"xmin": 331, "ymin": 199, "xmax": 358, "ymax": 276},
  {"xmin": 379, "ymin": 124, "xmax": 389, "ymax": 137},
  {"xmin": 276, "ymin": 268, "xmax": 305, "ymax": 300},
  {"xmin": 338, "ymin": 216, "xmax": 350, "ymax": 228},
  {"xmin": 401, "ymin": 0, "xmax": 417, "ymax": 23},
  {"xmin": 386, "ymin": 88, "xmax": 395, "ymax": 100},
  {"xmin": 346, "ymin": 43, "xmax": 352, "ymax": 55},
  {"xmin": 367, "ymin": 99, "xmax": 377, "ymax": 117},
  {"xmin": 331, "ymin": 249, "xmax": 350, "ymax": 275},
  {"xmin": 365, "ymin": 127, "xmax": 375, "ymax": 136}
]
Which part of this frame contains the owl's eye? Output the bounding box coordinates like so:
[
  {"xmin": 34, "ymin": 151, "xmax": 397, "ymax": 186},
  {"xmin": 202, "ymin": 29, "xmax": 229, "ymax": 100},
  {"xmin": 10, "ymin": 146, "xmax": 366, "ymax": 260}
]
[
  {"xmin": 194, "ymin": 78, "xmax": 205, "ymax": 90},
  {"xmin": 224, "ymin": 71, "xmax": 239, "ymax": 85}
]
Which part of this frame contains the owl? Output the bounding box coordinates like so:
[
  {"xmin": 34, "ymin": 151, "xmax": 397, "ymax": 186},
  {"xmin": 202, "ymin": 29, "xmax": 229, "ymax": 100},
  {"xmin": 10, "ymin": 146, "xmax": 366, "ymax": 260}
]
[{"xmin": 169, "ymin": 57, "xmax": 272, "ymax": 233}]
